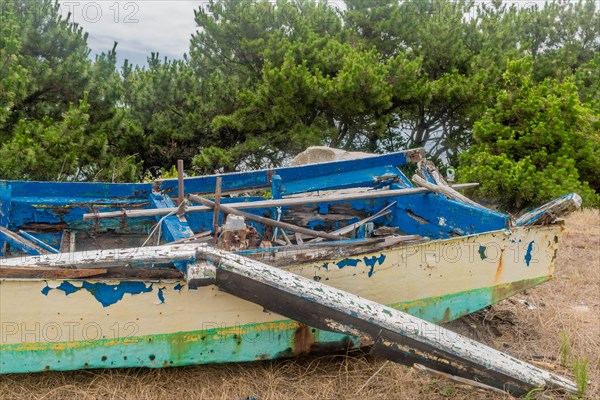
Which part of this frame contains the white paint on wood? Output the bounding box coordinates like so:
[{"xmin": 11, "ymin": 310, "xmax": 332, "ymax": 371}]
[{"xmin": 205, "ymin": 247, "xmax": 576, "ymax": 393}]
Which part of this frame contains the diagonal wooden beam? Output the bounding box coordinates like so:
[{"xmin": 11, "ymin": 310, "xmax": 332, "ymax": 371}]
[{"xmin": 0, "ymin": 226, "xmax": 50, "ymax": 256}]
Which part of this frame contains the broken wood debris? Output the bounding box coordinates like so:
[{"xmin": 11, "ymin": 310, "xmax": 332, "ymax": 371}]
[
  {"xmin": 515, "ymin": 192, "xmax": 583, "ymax": 226},
  {"xmin": 82, "ymin": 183, "xmax": 480, "ymax": 221},
  {"xmin": 412, "ymin": 175, "xmax": 485, "ymax": 209},
  {"xmin": 188, "ymin": 194, "xmax": 344, "ymax": 241},
  {"xmin": 307, "ymin": 201, "xmax": 396, "ymax": 243},
  {"xmin": 0, "ymin": 226, "xmax": 51, "ymax": 256}
]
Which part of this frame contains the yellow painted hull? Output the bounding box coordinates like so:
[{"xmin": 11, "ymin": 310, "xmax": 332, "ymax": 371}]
[{"xmin": 0, "ymin": 225, "xmax": 561, "ymax": 373}]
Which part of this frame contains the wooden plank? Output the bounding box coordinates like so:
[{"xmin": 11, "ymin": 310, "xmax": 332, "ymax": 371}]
[
  {"xmin": 197, "ymin": 247, "xmax": 576, "ymax": 396},
  {"xmin": 189, "ymin": 194, "xmax": 344, "ymax": 241},
  {"xmin": 212, "ymin": 177, "xmax": 222, "ymax": 245},
  {"xmin": 0, "ymin": 243, "xmax": 199, "ymax": 269},
  {"xmin": 83, "ymin": 183, "xmax": 480, "ymax": 220},
  {"xmin": 412, "ymin": 175, "xmax": 485, "ymax": 208},
  {"xmin": 60, "ymin": 230, "xmax": 75, "ymax": 254},
  {"xmin": 156, "ymin": 148, "xmax": 425, "ymax": 196},
  {"xmin": 0, "ymin": 266, "xmax": 107, "ymax": 279},
  {"xmin": 168, "ymin": 230, "xmax": 212, "ymax": 245},
  {"xmin": 0, "ymin": 234, "xmax": 424, "ymax": 273},
  {"xmin": 515, "ymin": 193, "xmax": 582, "ymax": 226},
  {"xmin": 177, "ymin": 159, "xmax": 185, "ymax": 206},
  {"xmin": 237, "ymin": 236, "xmax": 424, "ymax": 267},
  {"xmin": 18, "ymin": 231, "xmax": 59, "ymax": 254},
  {"xmin": 149, "ymin": 193, "xmax": 195, "ymax": 244},
  {"xmin": 2, "ymin": 149, "xmax": 422, "ymax": 202},
  {"xmin": 307, "ymin": 202, "xmax": 395, "ymax": 243},
  {"xmin": 0, "ymin": 226, "xmax": 50, "ymax": 256}
]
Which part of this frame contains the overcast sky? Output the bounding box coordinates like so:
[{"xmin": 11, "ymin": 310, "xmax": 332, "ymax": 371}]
[
  {"xmin": 57, "ymin": 0, "xmax": 547, "ymax": 67},
  {"xmin": 58, "ymin": 1, "xmax": 202, "ymax": 66}
]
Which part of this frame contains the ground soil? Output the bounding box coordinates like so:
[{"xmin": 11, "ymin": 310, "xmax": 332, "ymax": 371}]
[{"xmin": 1, "ymin": 209, "xmax": 598, "ymax": 399}]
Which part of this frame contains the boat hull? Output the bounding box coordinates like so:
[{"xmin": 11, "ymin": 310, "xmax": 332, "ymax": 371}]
[{"xmin": 0, "ymin": 225, "xmax": 561, "ymax": 373}]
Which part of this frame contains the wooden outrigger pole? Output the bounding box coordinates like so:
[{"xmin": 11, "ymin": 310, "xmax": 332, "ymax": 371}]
[{"xmin": 193, "ymin": 246, "xmax": 576, "ymax": 396}]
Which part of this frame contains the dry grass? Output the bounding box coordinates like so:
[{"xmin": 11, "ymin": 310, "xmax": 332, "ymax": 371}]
[{"xmin": 1, "ymin": 210, "xmax": 598, "ymax": 400}]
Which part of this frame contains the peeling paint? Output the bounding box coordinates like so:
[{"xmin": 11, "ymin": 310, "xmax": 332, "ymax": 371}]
[
  {"xmin": 157, "ymin": 287, "xmax": 166, "ymax": 304},
  {"xmin": 335, "ymin": 258, "xmax": 360, "ymax": 269},
  {"xmin": 41, "ymin": 281, "xmax": 155, "ymax": 307},
  {"xmin": 478, "ymin": 245, "xmax": 487, "ymax": 260},
  {"xmin": 525, "ymin": 241, "xmax": 535, "ymax": 267},
  {"xmin": 363, "ymin": 254, "xmax": 387, "ymax": 277}
]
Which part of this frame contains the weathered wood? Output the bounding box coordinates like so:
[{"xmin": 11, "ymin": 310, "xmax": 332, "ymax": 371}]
[
  {"xmin": 212, "ymin": 176, "xmax": 222, "ymax": 245},
  {"xmin": 0, "ymin": 226, "xmax": 51, "ymax": 256},
  {"xmin": 155, "ymin": 148, "xmax": 424, "ymax": 197},
  {"xmin": 240, "ymin": 235, "xmax": 424, "ymax": 267},
  {"xmin": 60, "ymin": 230, "xmax": 75, "ymax": 254},
  {"xmin": 0, "ymin": 266, "xmax": 108, "ymax": 279},
  {"xmin": 281, "ymin": 203, "xmax": 369, "ymax": 231},
  {"xmin": 99, "ymin": 266, "xmax": 183, "ymax": 280},
  {"xmin": 0, "ymin": 243, "xmax": 199, "ymax": 269},
  {"xmin": 177, "ymin": 159, "xmax": 185, "ymax": 206},
  {"xmin": 280, "ymin": 229, "xmax": 292, "ymax": 245},
  {"xmin": 82, "ymin": 183, "xmax": 480, "ymax": 221},
  {"xmin": 168, "ymin": 230, "xmax": 212, "ymax": 245},
  {"xmin": 308, "ymin": 202, "xmax": 395, "ymax": 244},
  {"xmin": 18, "ymin": 230, "xmax": 59, "ymax": 254},
  {"xmin": 0, "ymin": 264, "xmax": 183, "ymax": 280},
  {"xmin": 515, "ymin": 192, "xmax": 582, "ymax": 226},
  {"xmin": 416, "ymin": 159, "xmax": 448, "ymax": 186},
  {"xmin": 413, "ymin": 363, "xmax": 506, "ymax": 394},
  {"xmin": 186, "ymin": 262, "xmax": 216, "ymax": 288},
  {"xmin": 412, "ymin": 175, "xmax": 484, "ymax": 208},
  {"xmin": 188, "ymin": 194, "xmax": 344, "ymax": 241},
  {"xmin": 197, "ymin": 246, "xmax": 576, "ymax": 396},
  {"xmin": 149, "ymin": 193, "xmax": 195, "ymax": 245}
]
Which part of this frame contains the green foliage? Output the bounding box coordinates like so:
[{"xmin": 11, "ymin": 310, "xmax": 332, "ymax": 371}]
[
  {"xmin": 0, "ymin": 99, "xmax": 90, "ymax": 180},
  {"xmin": 523, "ymin": 387, "xmax": 543, "ymax": 400},
  {"xmin": 0, "ymin": 97, "xmax": 140, "ymax": 182},
  {"xmin": 459, "ymin": 59, "xmax": 600, "ymax": 211},
  {"xmin": 0, "ymin": 0, "xmax": 140, "ymax": 181},
  {"xmin": 0, "ymin": 0, "xmax": 598, "ymax": 192},
  {"xmin": 192, "ymin": 146, "xmax": 235, "ymax": 174},
  {"xmin": 118, "ymin": 54, "xmax": 207, "ymax": 170},
  {"xmin": 572, "ymin": 357, "xmax": 589, "ymax": 399}
]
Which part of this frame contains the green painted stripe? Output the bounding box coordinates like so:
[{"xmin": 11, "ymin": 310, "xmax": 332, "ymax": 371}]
[
  {"xmin": 0, "ymin": 276, "xmax": 550, "ymax": 374},
  {"xmin": 391, "ymin": 276, "xmax": 550, "ymax": 323}
]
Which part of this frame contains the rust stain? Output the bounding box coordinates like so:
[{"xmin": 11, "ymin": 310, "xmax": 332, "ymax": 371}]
[
  {"xmin": 493, "ymin": 249, "xmax": 505, "ymax": 285},
  {"xmin": 292, "ymin": 323, "xmax": 314, "ymax": 355},
  {"xmin": 442, "ymin": 307, "xmax": 451, "ymax": 323}
]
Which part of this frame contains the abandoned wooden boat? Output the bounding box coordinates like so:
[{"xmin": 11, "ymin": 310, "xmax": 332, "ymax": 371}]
[{"xmin": 0, "ymin": 148, "xmax": 580, "ymax": 394}]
